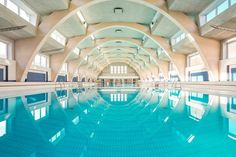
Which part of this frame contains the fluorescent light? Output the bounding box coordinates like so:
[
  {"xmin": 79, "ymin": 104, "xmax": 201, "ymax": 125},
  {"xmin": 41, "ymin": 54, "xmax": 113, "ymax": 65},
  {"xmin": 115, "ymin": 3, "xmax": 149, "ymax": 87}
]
[
  {"xmin": 77, "ymin": 11, "xmax": 87, "ymax": 28},
  {"xmin": 77, "ymin": 11, "xmax": 85, "ymax": 23},
  {"xmin": 73, "ymin": 48, "xmax": 80, "ymax": 55},
  {"xmin": 115, "ymin": 29, "xmax": 123, "ymax": 33},
  {"xmin": 91, "ymin": 35, "xmax": 95, "ymax": 40},
  {"xmin": 84, "ymin": 56, "xmax": 88, "ymax": 61},
  {"xmin": 50, "ymin": 30, "xmax": 66, "ymax": 45},
  {"xmin": 114, "ymin": 7, "xmax": 123, "ymax": 14}
]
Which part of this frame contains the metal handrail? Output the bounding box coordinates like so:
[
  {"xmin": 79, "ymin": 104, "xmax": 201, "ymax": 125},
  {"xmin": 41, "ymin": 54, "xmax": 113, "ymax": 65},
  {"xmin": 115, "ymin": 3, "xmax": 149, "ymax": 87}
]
[{"xmin": 171, "ymin": 81, "xmax": 182, "ymax": 90}]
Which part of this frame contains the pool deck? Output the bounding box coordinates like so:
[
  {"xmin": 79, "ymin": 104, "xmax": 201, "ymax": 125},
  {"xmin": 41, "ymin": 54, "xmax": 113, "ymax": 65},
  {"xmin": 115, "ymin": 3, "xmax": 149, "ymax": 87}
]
[{"xmin": 0, "ymin": 81, "xmax": 236, "ymax": 98}]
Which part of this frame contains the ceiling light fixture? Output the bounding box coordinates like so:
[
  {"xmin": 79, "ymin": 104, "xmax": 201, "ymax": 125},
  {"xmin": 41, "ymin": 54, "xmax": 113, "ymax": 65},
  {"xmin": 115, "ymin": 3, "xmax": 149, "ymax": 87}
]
[
  {"xmin": 91, "ymin": 35, "xmax": 95, "ymax": 40},
  {"xmin": 115, "ymin": 29, "xmax": 123, "ymax": 33},
  {"xmin": 73, "ymin": 48, "xmax": 80, "ymax": 55},
  {"xmin": 114, "ymin": 7, "xmax": 124, "ymax": 14},
  {"xmin": 77, "ymin": 11, "xmax": 87, "ymax": 28}
]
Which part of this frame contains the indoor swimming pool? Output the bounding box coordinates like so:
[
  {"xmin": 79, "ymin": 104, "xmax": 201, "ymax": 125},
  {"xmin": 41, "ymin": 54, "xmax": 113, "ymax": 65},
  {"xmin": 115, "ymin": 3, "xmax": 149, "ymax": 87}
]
[{"xmin": 0, "ymin": 87, "xmax": 236, "ymax": 157}]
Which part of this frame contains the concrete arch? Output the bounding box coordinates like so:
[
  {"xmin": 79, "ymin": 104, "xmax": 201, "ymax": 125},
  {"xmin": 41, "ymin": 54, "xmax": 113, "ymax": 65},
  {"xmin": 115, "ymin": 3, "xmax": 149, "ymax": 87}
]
[
  {"xmin": 69, "ymin": 38, "xmax": 168, "ymax": 80},
  {"xmin": 49, "ymin": 23, "xmax": 181, "ymax": 81},
  {"xmin": 78, "ymin": 59, "xmax": 146, "ymax": 80},
  {"xmin": 14, "ymin": 0, "xmax": 219, "ymax": 82},
  {"xmin": 94, "ymin": 61, "xmax": 159, "ymax": 81},
  {"xmin": 96, "ymin": 62, "xmax": 142, "ymax": 78}
]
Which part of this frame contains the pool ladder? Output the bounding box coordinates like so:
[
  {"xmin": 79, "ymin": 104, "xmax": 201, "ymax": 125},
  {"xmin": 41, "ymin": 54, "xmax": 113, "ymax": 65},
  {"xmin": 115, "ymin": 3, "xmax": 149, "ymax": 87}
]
[
  {"xmin": 171, "ymin": 81, "xmax": 182, "ymax": 90},
  {"xmin": 55, "ymin": 80, "xmax": 66, "ymax": 90}
]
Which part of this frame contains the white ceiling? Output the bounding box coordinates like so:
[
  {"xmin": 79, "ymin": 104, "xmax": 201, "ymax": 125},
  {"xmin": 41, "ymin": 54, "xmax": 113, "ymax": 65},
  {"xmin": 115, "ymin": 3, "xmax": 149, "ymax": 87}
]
[{"xmin": 2, "ymin": 0, "xmax": 233, "ymax": 75}]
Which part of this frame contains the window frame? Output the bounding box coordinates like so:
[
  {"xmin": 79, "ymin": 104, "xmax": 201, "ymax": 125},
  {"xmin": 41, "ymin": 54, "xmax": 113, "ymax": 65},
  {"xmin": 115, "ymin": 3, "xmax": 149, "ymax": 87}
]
[{"xmin": 0, "ymin": 41, "xmax": 8, "ymax": 59}]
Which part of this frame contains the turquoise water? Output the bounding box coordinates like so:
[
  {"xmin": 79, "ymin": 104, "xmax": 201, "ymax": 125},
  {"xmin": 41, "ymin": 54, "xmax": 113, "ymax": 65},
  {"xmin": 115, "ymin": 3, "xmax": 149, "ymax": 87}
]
[{"xmin": 0, "ymin": 87, "xmax": 236, "ymax": 157}]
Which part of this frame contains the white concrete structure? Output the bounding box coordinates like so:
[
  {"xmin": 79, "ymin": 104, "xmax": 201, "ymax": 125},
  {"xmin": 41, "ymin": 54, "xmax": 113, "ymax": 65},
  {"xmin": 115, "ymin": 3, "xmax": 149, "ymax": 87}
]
[{"xmin": 0, "ymin": 0, "xmax": 235, "ymax": 86}]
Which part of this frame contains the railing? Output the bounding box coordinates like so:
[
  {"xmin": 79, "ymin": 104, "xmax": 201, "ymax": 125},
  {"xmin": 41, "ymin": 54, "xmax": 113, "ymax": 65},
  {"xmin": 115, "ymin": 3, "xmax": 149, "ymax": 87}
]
[
  {"xmin": 171, "ymin": 81, "xmax": 182, "ymax": 90},
  {"xmin": 55, "ymin": 79, "xmax": 66, "ymax": 90}
]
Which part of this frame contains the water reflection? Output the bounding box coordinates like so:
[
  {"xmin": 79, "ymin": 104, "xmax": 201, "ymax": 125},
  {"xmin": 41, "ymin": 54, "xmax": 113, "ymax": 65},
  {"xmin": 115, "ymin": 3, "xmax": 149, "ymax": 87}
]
[
  {"xmin": 221, "ymin": 96, "xmax": 236, "ymax": 141},
  {"xmin": 186, "ymin": 92, "xmax": 213, "ymax": 121},
  {"xmin": 24, "ymin": 93, "xmax": 50, "ymax": 121},
  {"xmin": 0, "ymin": 88, "xmax": 236, "ymax": 156}
]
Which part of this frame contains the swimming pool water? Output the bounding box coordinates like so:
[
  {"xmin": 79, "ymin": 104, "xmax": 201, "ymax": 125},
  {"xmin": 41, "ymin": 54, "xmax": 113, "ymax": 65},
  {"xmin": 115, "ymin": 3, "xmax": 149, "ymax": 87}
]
[{"xmin": 0, "ymin": 87, "xmax": 236, "ymax": 157}]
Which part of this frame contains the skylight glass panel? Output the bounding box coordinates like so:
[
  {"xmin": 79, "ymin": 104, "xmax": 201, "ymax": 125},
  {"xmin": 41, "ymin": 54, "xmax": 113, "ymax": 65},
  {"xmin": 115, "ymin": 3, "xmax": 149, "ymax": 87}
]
[
  {"xmin": 206, "ymin": 9, "xmax": 216, "ymax": 22},
  {"xmin": 73, "ymin": 48, "xmax": 80, "ymax": 55},
  {"xmin": 7, "ymin": 0, "xmax": 18, "ymax": 14},
  {"xmin": 217, "ymin": 0, "xmax": 229, "ymax": 14},
  {"xmin": 20, "ymin": 8, "xmax": 30, "ymax": 22},
  {"xmin": 0, "ymin": 0, "xmax": 4, "ymax": 5},
  {"xmin": 231, "ymin": 0, "xmax": 236, "ymax": 5},
  {"xmin": 51, "ymin": 30, "xmax": 66, "ymax": 45}
]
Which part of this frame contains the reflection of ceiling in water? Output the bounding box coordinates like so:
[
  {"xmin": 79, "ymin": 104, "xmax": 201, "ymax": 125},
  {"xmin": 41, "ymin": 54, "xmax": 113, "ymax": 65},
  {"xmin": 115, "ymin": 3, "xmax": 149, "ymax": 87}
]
[{"xmin": 98, "ymin": 88, "xmax": 139, "ymax": 105}]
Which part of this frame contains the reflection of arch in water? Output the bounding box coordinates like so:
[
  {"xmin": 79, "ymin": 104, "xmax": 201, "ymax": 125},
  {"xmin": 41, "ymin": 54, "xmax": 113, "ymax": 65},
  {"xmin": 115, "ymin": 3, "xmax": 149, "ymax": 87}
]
[
  {"xmin": 81, "ymin": 77, "xmax": 86, "ymax": 82},
  {"xmin": 97, "ymin": 88, "xmax": 139, "ymax": 105}
]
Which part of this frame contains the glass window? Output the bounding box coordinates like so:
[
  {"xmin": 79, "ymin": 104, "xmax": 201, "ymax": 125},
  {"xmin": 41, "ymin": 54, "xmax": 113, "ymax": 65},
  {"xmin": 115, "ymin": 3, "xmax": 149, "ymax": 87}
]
[
  {"xmin": 188, "ymin": 54, "xmax": 204, "ymax": 67},
  {"xmin": 114, "ymin": 66, "xmax": 117, "ymax": 74},
  {"xmin": 20, "ymin": 8, "xmax": 30, "ymax": 22},
  {"xmin": 61, "ymin": 63, "xmax": 68, "ymax": 72},
  {"xmin": 41, "ymin": 56, "xmax": 47, "ymax": 67},
  {"xmin": 217, "ymin": 0, "xmax": 229, "ymax": 14},
  {"xmin": 50, "ymin": 30, "xmax": 66, "ymax": 45},
  {"xmin": 34, "ymin": 54, "xmax": 41, "ymax": 66},
  {"xmin": 176, "ymin": 36, "xmax": 181, "ymax": 43},
  {"xmin": 124, "ymin": 66, "xmax": 127, "ymax": 74},
  {"xmin": 206, "ymin": 9, "xmax": 216, "ymax": 22},
  {"xmin": 6, "ymin": 0, "xmax": 18, "ymax": 14},
  {"xmin": 227, "ymin": 41, "xmax": 236, "ymax": 59},
  {"xmin": 33, "ymin": 54, "xmax": 48, "ymax": 67},
  {"xmin": 60, "ymin": 99, "xmax": 67, "ymax": 109},
  {"xmin": 117, "ymin": 66, "xmax": 120, "ymax": 74},
  {"xmin": 231, "ymin": 0, "xmax": 236, "ymax": 5},
  {"xmin": 0, "ymin": 41, "xmax": 7, "ymax": 59},
  {"xmin": 31, "ymin": 107, "xmax": 48, "ymax": 121},
  {"xmin": 120, "ymin": 66, "xmax": 124, "ymax": 74},
  {"xmin": 110, "ymin": 66, "xmax": 113, "ymax": 74},
  {"xmin": 73, "ymin": 48, "xmax": 80, "ymax": 55},
  {"xmin": 0, "ymin": 0, "xmax": 4, "ymax": 5},
  {"xmin": 0, "ymin": 0, "xmax": 36, "ymax": 25},
  {"xmin": 232, "ymin": 68, "xmax": 236, "ymax": 81},
  {"xmin": 180, "ymin": 33, "xmax": 186, "ymax": 40},
  {"xmin": 190, "ymin": 71, "xmax": 208, "ymax": 82}
]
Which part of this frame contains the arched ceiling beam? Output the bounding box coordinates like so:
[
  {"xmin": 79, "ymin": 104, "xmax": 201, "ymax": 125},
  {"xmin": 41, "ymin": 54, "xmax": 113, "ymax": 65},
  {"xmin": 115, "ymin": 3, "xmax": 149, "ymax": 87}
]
[
  {"xmin": 14, "ymin": 0, "xmax": 219, "ymax": 82},
  {"xmin": 69, "ymin": 54, "xmax": 158, "ymax": 81},
  {"xmin": 88, "ymin": 47, "xmax": 148, "ymax": 67},
  {"xmin": 99, "ymin": 59, "xmax": 159, "ymax": 79},
  {"xmin": 78, "ymin": 59, "xmax": 146, "ymax": 79},
  {"xmin": 70, "ymin": 38, "xmax": 169, "ymax": 80}
]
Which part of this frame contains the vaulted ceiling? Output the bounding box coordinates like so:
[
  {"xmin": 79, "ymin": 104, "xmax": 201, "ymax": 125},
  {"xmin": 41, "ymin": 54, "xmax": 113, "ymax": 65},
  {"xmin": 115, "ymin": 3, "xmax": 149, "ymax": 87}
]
[{"xmin": 0, "ymin": 0, "xmax": 233, "ymax": 81}]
